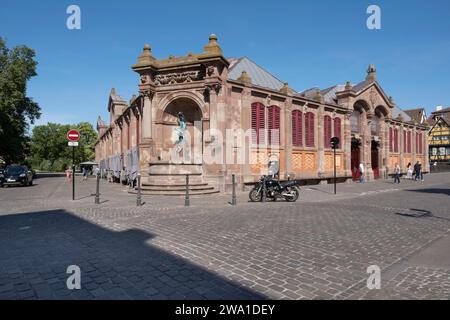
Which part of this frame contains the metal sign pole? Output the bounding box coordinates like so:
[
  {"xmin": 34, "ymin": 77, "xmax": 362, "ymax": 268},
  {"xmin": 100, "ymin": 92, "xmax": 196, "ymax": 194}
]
[
  {"xmin": 334, "ymin": 146, "xmax": 337, "ymax": 195},
  {"xmin": 95, "ymin": 172, "xmax": 100, "ymax": 204},
  {"xmin": 231, "ymin": 174, "xmax": 237, "ymax": 205},
  {"xmin": 185, "ymin": 174, "xmax": 190, "ymax": 207},
  {"xmin": 72, "ymin": 146, "xmax": 75, "ymax": 201}
]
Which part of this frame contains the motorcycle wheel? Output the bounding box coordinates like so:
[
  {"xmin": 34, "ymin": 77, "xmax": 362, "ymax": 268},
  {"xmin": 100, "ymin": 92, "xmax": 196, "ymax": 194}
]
[
  {"xmin": 249, "ymin": 188, "xmax": 262, "ymax": 202},
  {"xmin": 284, "ymin": 187, "xmax": 299, "ymax": 202}
]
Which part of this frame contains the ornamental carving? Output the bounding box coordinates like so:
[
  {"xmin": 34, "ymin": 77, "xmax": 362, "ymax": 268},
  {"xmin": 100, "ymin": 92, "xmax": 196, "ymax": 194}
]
[
  {"xmin": 154, "ymin": 71, "xmax": 201, "ymax": 86},
  {"xmin": 369, "ymin": 87, "xmax": 377, "ymax": 107}
]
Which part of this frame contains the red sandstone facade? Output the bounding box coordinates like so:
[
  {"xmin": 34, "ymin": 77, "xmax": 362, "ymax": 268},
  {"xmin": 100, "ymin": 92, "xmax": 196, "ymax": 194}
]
[{"xmin": 95, "ymin": 35, "xmax": 429, "ymax": 193}]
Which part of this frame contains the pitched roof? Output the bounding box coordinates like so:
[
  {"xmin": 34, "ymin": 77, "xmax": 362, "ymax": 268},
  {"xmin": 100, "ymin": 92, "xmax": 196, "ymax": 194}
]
[
  {"xmin": 404, "ymin": 108, "xmax": 426, "ymax": 124},
  {"xmin": 228, "ymin": 57, "xmax": 286, "ymax": 91},
  {"xmin": 428, "ymin": 107, "xmax": 450, "ymax": 126}
]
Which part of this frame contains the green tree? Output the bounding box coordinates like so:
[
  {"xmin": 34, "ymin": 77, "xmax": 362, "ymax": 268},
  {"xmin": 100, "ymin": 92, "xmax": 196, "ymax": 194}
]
[
  {"xmin": 0, "ymin": 37, "xmax": 40, "ymax": 164},
  {"xmin": 30, "ymin": 122, "xmax": 97, "ymax": 172}
]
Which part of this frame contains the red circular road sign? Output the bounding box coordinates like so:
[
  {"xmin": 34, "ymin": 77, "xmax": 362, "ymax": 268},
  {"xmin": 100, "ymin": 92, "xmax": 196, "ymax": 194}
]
[{"xmin": 67, "ymin": 129, "xmax": 80, "ymax": 142}]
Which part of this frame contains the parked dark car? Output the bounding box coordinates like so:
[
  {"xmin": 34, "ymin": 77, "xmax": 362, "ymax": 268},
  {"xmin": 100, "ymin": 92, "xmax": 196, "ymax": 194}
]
[{"xmin": 1, "ymin": 165, "xmax": 33, "ymax": 187}]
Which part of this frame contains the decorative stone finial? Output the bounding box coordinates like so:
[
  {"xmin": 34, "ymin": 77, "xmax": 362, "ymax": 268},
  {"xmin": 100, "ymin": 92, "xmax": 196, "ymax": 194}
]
[
  {"xmin": 366, "ymin": 64, "xmax": 377, "ymax": 82},
  {"xmin": 203, "ymin": 34, "xmax": 223, "ymax": 55},
  {"xmin": 111, "ymin": 87, "xmax": 116, "ymax": 96},
  {"xmin": 280, "ymin": 82, "xmax": 293, "ymax": 95},
  {"xmin": 397, "ymin": 113, "xmax": 404, "ymax": 122},
  {"xmin": 237, "ymin": 70, "xmax": 251, "ymax": 84},
  {"xmin": 136, "ymin": 44, "xmax": 155, "ymax": 66},
  {"xmin": 345, "ymin": 81, "xmax": 352, "ymax": 90}
]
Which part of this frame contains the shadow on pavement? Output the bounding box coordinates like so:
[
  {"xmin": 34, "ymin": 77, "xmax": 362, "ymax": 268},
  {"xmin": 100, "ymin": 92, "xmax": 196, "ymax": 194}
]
[
  {"xmin": 406, "ymin": 188, "xmax": 450, "ymax": 196},
  {"xmin": 0, "ymin": 209, "xmax": 265, "ymax": 300}
]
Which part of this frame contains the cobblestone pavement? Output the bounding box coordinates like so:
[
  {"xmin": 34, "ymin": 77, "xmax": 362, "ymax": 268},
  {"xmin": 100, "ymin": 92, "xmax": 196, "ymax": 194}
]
[{"xmin": 0, "ymin": 173, "xmax": 449, "ymax": 299}]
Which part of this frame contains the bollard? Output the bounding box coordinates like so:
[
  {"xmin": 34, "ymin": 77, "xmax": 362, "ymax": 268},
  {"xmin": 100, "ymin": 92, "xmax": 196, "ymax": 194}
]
[
  {"xmin": 185, "ymin": 174, "xmax": 190, "ymax": 207},
  {"xmin": 231, "ymin": 174, "xmax": 237, "ymax": 205},
  {"xmin": 95, "ymin": 172, "xmax": 100, "ymax": 204},
  {"xmin": 136, "ymin": 174, "xmax": 142, "ymax": 206},
  {"xmin": 261, "ymin": 176, "xmax": 267, "ymax": 203}
]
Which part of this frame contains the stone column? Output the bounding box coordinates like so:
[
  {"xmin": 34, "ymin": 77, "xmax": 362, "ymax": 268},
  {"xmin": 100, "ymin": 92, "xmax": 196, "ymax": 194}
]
[
  {"xmin": 285, "ymin": 99, "xmax": 293, "ymax": 179},
  {"xmin": 344, "ymin": 112, "xmax": 352, "ymax": 177},
  {"xmin": 412, "ymin": 126, "xmax": 417, "ymax": 167},
  {"xmin": 142, "ymin": 93, "xmax": 153, "ymax": 140},
  {"xmin": 317, "ymin": 105, "xmax": 325, "ymax": 177},
  {"xmin": 361, "ymin": 111, "xmax": 373, "ymax": 180},
  {"xmin": 399, "ymin": 125, "xmax": 404, "ymax": 171}
]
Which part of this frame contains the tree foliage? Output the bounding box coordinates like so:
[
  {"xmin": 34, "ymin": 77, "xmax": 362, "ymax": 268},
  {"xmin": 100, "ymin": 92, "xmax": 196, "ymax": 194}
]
[
  {"xmin": 30, "ymin": 122, "xmax": 98, "ymax": 172},
  {"xmin": 0, "ymin": 37, "xmax": 41, "ymax": 164}
]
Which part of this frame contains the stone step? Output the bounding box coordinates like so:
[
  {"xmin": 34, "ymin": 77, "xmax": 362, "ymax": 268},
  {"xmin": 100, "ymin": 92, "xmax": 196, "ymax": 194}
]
[
  {"xmin": 141, "ymin": 185, "xmax": 215, "ymax": 192},
  {"xmin": 129, "ymin": 188, "xmax": 220, "ymax": 196},
  {"xmin": 142, "ymin": 182, "xmax": 209, "ymax": 187}
]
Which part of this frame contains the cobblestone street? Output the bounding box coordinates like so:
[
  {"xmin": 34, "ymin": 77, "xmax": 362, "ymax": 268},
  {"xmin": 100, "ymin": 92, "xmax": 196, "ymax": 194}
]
[{"xmin": 0, "ymin": 173, "xmax": 449, "ymax": 299}]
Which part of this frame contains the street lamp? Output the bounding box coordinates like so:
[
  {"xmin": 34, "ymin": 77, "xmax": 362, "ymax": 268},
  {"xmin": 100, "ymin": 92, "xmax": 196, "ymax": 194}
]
[{"xmin": 330, "ymin": 137, "xmax": 340, "ymax": 195}]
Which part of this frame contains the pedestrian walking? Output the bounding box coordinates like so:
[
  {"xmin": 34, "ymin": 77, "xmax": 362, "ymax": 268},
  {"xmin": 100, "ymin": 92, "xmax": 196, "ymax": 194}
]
[
  {"xmin": 414, "ymin": 161, "xmax": 420, "ymax": 181},
  {"xmin": 82, "ymin": 166, "xmax": 88, "ymax": 181},
  {"xmin": 394, "ymin": 163, "xmax": 401, "ymax": 184},
  {"xmin": 418, "ymin": 161, "xmax": 424, "ymax": 181},
  {"xmin": 66, "ymin": 168, "xmax": 72, "ymax": 181},
  {"xmin": 406, "ymin": 162, "xmax": 413, "ymax": 179},
  {"xmin": 359, "ymin": 162, "xmax": 365, "ymax": 183}
]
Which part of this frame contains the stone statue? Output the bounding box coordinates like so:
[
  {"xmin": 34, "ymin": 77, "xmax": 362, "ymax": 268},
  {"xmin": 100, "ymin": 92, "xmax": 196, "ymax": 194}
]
[{"xmin": 171, "ymin": 112, "xmax": 189, "ymax": 160}]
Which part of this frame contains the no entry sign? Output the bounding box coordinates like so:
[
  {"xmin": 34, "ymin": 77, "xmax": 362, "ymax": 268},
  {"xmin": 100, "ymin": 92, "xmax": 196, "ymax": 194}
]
[{"xmin": 67, "ymin": 129, "xmax": 80, "ymax": 142}]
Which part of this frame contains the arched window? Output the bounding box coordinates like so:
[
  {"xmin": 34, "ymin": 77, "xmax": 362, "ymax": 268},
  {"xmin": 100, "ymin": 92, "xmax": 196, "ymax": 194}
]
[
  {"xmin": 305, "ymin": 112, "xmax": 315, "ymax": 147},
  {"xmin": 334, "ymin": 117, "xmax": 341, "ymax": 148},
  {"xmin": 389, "ymin": 127, "xmax": 393, "ymax": 152},
  {"xmin": 350, "ymin": 111, "xmax": 360, "ymax": 133},
  {"xmin": 292, "ymin": 110, "xmax": 302, "ymax": 147},
  {"xmin": 394, "ymin": 128, "xmax": 399, "ymax": 152},
  {"xmin": 251, "ymin": 102, "xmax": 265, "ymax": 144},
  {"xmin": 268, "ymin": 105, "xmax": 280, "ymax": 145},
  {"xmin": 324, "ymin": 115, "xmax": 332, "ymax": 148}
]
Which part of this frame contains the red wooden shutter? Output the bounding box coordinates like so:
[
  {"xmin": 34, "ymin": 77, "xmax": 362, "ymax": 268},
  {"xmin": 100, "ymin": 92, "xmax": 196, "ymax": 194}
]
[
  {"xmin": 419, "ymin": 133, "xmax": 422, "ymax": 154},
  {"xmin": 305, "ymin": 112, "xmax": 315, "ymax": 147},
  {"xmin": 389, "ymin": 127, "xmax": 393, "ymax": 152},
  {"xmin": 394, "ymin": 128, "xmax": 398, "ymax": 152},
  {"xmin": 403, "ymin": 131, "xmax": 407, "ymax": 153},
  {"xmin": 251, "ymin": 103, "xmax": 265, "ymax": 144},
  {"xmin": 268, "ymin": 106, "xmax": 280, "ymax": 145},
  {"xmin": 324, "ymin": 115, "xmax": 331, "ymax": 148},
  {"xmin": 407, "ymin": 131, "xmax": 411, "ymax": 153},
  {"xmin": 334, "ymin": 117, "xmax": 341, "ymax": 148},
  {"xmin": 292, "ymin": 110, "xmax": 302, "ymax": 146}
]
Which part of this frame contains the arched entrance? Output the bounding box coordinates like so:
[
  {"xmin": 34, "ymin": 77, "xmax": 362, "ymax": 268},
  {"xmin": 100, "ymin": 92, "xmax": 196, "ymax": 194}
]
[
  {"xmin": 161, "ymin": 97, "xmax": 203, "ymax": 164},
  {"xmin": 351, "ymin": 138, "xmax": 362, "ymax": 180},
  {"xmin": 371, "ymin": 140, "xmax": 380, "ymax": 179}
]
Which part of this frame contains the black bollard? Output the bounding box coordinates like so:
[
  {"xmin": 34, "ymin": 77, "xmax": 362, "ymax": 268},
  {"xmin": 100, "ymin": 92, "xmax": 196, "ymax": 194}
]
[
  {"xmin": 185, "ymin": 174, "xmax": 190, "ymax": 207},
  {"xmin": 95, "ymin": 172, "xmax": 100, "ymax": 204},
  {"xmin": 136, "ymin": 174, "xmax": 142, "ymax": 206},
  {"xmin": 231, "ymin": 174, "xmax": 237, "ymax": 205}
]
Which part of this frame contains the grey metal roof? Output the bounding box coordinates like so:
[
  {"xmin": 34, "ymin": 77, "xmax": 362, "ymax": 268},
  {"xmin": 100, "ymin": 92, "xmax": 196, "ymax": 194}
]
[
  {"xmin": 392, "ymin": 106, "xmax": 412, "ymax": 121},
  {"xmin": 228, "ymin": 57, "xmax": 286, "ymax": 91}
]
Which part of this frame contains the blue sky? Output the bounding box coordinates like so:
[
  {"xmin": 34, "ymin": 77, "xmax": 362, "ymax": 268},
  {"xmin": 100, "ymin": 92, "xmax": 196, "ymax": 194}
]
[{"xmin": 1, "ymin": 0, "xmax": 449, "ymax": 130}]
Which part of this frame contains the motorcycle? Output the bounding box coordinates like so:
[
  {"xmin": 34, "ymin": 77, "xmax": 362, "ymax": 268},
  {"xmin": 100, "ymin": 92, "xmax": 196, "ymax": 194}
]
[{"xmin": 249, "ymin": 175, "xmax": 300, "ymax": 202}]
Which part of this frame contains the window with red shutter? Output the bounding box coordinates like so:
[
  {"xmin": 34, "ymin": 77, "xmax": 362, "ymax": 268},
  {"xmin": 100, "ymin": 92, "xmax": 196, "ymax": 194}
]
[
  {"xmin": 389, "ymin": 127, "xmax": 393, "ymax": 152},
  {"xmin": 292, "ymin": 110, "xmax": 302, "ymax": 147},
  {"xmin": 251, "ymin": 103, "xmax": 265, "ymax": 144},
  {"xmin": 334, "ymin": 117, "xmax": 341, "ymax": 149},
  {"xmin": 324, "ymin": 115, "xmax": 332, "ymax": 148},
  {"xmin": 305, "ymin": 112, "xmax": 315, "ymax": 147},
  {"xmin": 268, "ymin": 105, "xmax": 280, "ymax": 146}
]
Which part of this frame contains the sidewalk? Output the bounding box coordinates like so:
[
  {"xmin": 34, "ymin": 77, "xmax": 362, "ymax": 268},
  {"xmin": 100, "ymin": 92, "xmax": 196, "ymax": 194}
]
[{"xmin": 51, "ymin": 171, "xmax": 450, "ymax": 210}]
